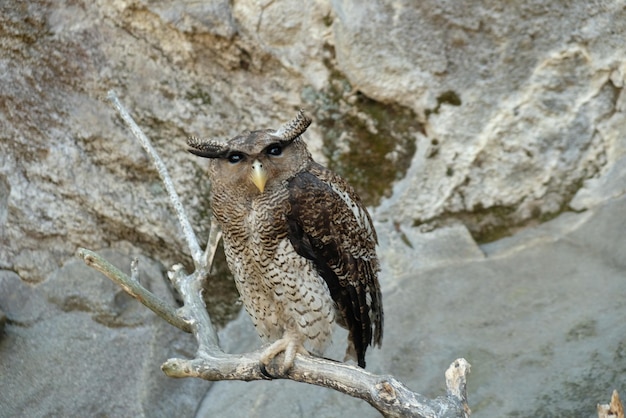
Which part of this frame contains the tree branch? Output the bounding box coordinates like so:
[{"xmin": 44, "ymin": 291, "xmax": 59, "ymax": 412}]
[
  {"xmin": 162, "ymin": 253, "xmax": 470, "ymax": 417},
  {"xmin": 77, "ymin": 91, "xmax": 472, "ymax": 417},
  {"xmin": 598, "ymin": 390, "xmax": 624, "ymax": 418},
  {"xmin": 76, "ymin": 247, "xmax": 191, "ymax": 333},
  {"xmin": 202, "ymin": 216, "xmax": 222, "ymax": 274},
  {"xmin": 107, "ymin": 90, "xmax": 204, "ymax": 268}
]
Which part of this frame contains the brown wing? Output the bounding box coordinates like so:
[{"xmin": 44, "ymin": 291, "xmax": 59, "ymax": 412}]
[{"xmin": 286, "ymin": 162, "xmax": 383, "ymax": 368}]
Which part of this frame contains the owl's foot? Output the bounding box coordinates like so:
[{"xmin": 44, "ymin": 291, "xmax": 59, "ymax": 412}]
[{"xmin": 260, "ymin": 337, "xmax": 309, "ymax": 373}]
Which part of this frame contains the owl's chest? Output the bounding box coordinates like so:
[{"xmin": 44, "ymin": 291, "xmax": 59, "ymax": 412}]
[
  {"xmin": 218, "ymin": 195, "xmax": 288, "ymax": 268},
  {"xmin": 223, "ymin": 208, "xmax": 300, "ymax": 311},
  {"xmin": 215, "ymin": 187, "xmax": 287, "ymax": 238},
  {"xmin": 243, "ymin": 199, "xmax": 287, "ymax": 243}
]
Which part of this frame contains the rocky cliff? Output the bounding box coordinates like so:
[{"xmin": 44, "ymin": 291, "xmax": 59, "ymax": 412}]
[{"xmin": 1, "ymin": 1, "xmax": 625, "ymax": 416}]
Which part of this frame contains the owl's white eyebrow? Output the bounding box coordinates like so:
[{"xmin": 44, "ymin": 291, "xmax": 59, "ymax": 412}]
[{"xmin": 226, "ymin": 151, "xmax": 247, "ymax": 159}]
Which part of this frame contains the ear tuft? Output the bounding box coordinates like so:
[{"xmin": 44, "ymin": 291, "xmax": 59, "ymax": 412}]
[
  {"xmin": 187, "ymin": 137, "xmax": 230, "ymax": 158},
  {"xmin": 274, "ymin": 109, "xmax": 312, "ymax": 143}
]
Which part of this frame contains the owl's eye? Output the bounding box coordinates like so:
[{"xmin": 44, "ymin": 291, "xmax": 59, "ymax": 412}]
[
  {"xmin": 266, "ymin": 144, "xmax": 282, "ymax": 156},
  {"xmin": 228, "ymin": 153, "xmax": 244, "ymax": 164}
]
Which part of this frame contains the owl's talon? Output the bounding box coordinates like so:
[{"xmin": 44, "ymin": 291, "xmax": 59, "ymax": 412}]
[
  {"xmin": 259, "ymin": 362, "xmax": 275, "ymax": 379},
  {"xmin": 260, "ymin": 337, "xmax": 309, "ymax": 373}
]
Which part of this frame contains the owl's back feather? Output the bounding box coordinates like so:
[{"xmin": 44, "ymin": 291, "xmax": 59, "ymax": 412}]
[{"xmin": 286, "ymin": 162, "xmax": 383, "ymax": 367}]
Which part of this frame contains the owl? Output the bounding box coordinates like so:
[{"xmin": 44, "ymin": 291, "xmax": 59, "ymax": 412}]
[{"xmin": 187, "ymin": 110, "xmax": 383, "ymax": 370}]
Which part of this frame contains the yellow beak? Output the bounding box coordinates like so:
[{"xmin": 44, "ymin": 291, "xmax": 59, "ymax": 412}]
[{"xmin": 250, "ymin": 160, "xmax": 268, "ymax": 193}]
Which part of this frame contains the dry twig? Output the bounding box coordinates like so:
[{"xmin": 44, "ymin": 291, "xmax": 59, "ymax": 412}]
[
  {"xmin": 598, "ymin": 390, "xmax": 625, "ymax": 418},
  {"xmin": 76, "ymin": 90, "xmax": 471, "ymax": 417}
]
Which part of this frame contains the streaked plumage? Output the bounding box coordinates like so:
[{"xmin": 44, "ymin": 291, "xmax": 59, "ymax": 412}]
[{"xmin": 188, "ymin": 110, "xmax": 383, "ymax": 369}]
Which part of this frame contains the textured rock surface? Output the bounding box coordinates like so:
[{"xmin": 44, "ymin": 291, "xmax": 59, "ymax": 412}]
[
  {"xmin": 363, "ymin": 1, "xmax": 626, "ymax": 239},
  {"xmin": 1, "ymin": 0, "xmax": 625, "ymax": 416},
  {"xmin": 0, "ymin": 249, "xmax": 208, "ymax": 417},
  {"xmin": 199, "ymin": 168, "xmax": 626, "ymax": 417}
]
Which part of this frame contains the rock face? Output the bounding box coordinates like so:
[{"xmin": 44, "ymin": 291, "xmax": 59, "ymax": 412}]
[
  {"xmin": 200, "ymin": 192, "xmax": 626, "ymax": 417},
  {"xmin": 1, "ymin": 0, "xmax": 625, "ymax": 416},
  {"xmin": 0, "ymin": 249, "xmax": 209, "ymax": 417}
]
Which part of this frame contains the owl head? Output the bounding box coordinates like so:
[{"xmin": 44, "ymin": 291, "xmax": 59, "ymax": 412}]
[{"xmin": 187, "ymin": 110, "xmax": 313, "ymax": 195}]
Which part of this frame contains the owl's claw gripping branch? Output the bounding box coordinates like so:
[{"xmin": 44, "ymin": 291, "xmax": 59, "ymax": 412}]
[
  {"xmin": 260, "ymin": 336, "xmax": 310, "ymax": 374},
  {"xmin": 77, "ymin": 92, "xmax": 472, "ymax": 418}
]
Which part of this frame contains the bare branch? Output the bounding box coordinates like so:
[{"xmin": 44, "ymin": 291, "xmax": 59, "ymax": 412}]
[
  {"xmin": 76, "ymin": 248, "xmax": 191, "ymax": 333},
  {"xmin": 162, "ymin": 352, "xmax": 458, "ymax": 418},
  {"xmin": 446, "ymin": 358, "xmax": 471, "ymax": 415},
  {"xmin": 77, "ymin": 94, "xmax": 472, "ymax": 418},
  {"xmin": 130, "ymin": 257, "xmax": 140, "ymax": 283},
  {"xmin": 107, "ymin": 90, "xmax": 203, "ymax": 268},
  {"xmin": 78, "ymin": 248, "xmax": 469, "ymax": 417},
  {"xmin": 168, "ymin": 264, "xmax": 220, "ymax": 351},
  {"xmin": 598, "ymin": 390, "xmax": 624, "ymax": 418},
  {"xmin": 203, "ymin": 219, "xmax": 222, "ymax": 272},
  {"xmin": 162, "ymin": 255, "xmax": 470, "ymax": 418}
]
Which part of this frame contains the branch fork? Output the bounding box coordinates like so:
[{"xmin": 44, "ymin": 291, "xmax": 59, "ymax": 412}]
[{"xmin": 76, "ymin": 90, "xmax": 471, "ymax": 417}]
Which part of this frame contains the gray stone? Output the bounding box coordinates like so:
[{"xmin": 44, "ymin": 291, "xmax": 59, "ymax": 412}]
[
  {"xmin": 1, "ymin": 0, "xmax": 625, "ymax": 416},
  {"xmin": 142, "ymin": 0, "xmax": 237, "ymax": 39},
  {"xmin": 571, "ymin": 155, "xmax": 626, "ymax": 211},
  {"xmin": 201, "ymin": 193, "xmax": 626, "ymax": 418},
  {"xmin": 232, "ymin": 0, "xmax": 333, "ymax": 90},
  {"xmin": 376, "ymin": 220, "xmax": 485, "ymax": 280},
  {"xmin": 335, "ymin": 0, "xmax": 626, "ymax": 231},
  {"xmin": 0, "ymin": 250, "xmax": 208, "ymax": 417}
]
